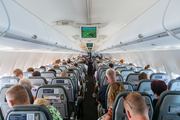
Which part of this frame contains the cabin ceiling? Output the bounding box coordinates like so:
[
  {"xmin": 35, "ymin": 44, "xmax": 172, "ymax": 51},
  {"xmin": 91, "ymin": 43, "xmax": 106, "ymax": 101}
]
[{"xmin": 14, "ymin": 0, "xmax": 159, "ymax": 51}]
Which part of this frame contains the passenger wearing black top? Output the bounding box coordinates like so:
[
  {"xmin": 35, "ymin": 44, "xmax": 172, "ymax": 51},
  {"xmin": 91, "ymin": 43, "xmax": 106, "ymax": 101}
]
[
  {"xmin": 151, "ymin": 80, "xmax": 167, "ymax": 109},
  {"xmin": 97, "ymin": 68, "xmax": 116, "ymax": 108},
  {"xmin": 108, "ymin": 63, "xmax": 114, "ymax": 69}
]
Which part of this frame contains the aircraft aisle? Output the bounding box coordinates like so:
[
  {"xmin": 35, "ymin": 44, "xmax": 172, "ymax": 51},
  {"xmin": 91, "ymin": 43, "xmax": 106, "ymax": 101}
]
[{"xmin": 81, "ymin": 63, "xmax": 98, "ymax": 120}]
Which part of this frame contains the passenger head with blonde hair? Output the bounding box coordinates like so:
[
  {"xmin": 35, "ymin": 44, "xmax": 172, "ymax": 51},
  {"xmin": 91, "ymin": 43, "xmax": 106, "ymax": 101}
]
[
  {"xmin": 115, "ymin": 70, "xmax": 120, "ymax": 75},
  {"xmin": 124, "ymin": 92, "xmax": 149, "ymax": 120},
  {"xmin": 13, "ymin": 69, "xmax": 23, "ymax": 79},
  {"xmin": 34, "ymin": 98, "xmax": 63, "ymax": 120},
  {"xmin": 60, "ymin": 72, "xmax": 68, "ymax": 77},
  {"xmin": 53, "ymin": 64, "xmax": 60, "ymax": 69},
  {"xmin": 6, "ymin": 85, "xmax": 30, "ymax": 108},
  {"xmin": 119, "ymin": 59, "xmax": 125, "ymax": 65},
  {"xmin": 104, "ymin": 82, "xmax": 126, "ymax": 119}
]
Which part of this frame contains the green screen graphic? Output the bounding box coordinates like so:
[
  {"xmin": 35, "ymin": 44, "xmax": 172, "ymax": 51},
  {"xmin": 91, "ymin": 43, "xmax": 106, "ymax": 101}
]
[
  {"xmin": 81, "ymin": 27, "xmax": 96, "ymax": 38},
  {"xmin": 88, "ymin": 47, "xmax": 92, "ymax": 52},
  {"xmin": 86, "ymin": 43, "xmax": 93, "ymax": 47}
]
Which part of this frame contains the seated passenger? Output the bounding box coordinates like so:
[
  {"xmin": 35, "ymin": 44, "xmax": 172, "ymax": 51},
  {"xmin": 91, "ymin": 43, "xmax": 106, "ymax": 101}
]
[
  {"xmin": 6, "ymin": 85, "xmax": 30, "ymax": 108},
  {"xmin": 119, "ymin": 59, "xmax": 125, "ymax": 65},
  {"xmin": 144, "ymin": 64, "xmax": 151, "ymax": 69},
  {"xmin": 129, "ymin": 63, "xmax": 133, "ymax": 65},
  {"xmin": 92, "ymin": 63, "xmax": 102, "ymax": 98},
  {"xmin": 19, "ymin": 78, "xmax": 35, "ymax": 100},
  {"xmin": 67, "ymin": 58, "xmax": 72, "ymax": 63},
  {"xmin": 40, "ymin": 66, "xmax": 46, "ymax": 71},
  {"xmin": 48, "ymin": 69, "xmax": 57, "ymax": 74},
  {"xmin": 60, "ymin": 72, "xmax": 81, "ymax": 91},
  {"xmin": 32, "ymin": 71, "xmax": 41, "ymax": 76},
  {"xmin": 97, "ymin": 69, "xmax": 116, "ymax": 109},
  {"xmin": 151, "ymin": 80, "xmax": 167, "ymax": 109},
  {"xmin": 55, "ymin": 59, "xmax": 61, "ymax": 64},
  {"xmin": 70, "ymin": 65, "xmax": 75, "ymax": 69},
  {"xmin": 53, "ymin": 64, "xmax": 60, "ymax": 69},
  {"xmin": 26, "ymin": 67, "xmax": 34, "ymax": 72},
  {"xmin": 34, "ymin": 98, "xmax": 63, "ymax": 120},
  {"xmin": 138, "ymin": 72, "xmax": 149, "ymax": 81},
  {"xmin": 129, "ymin": 67, "xmax": 137, "ymax": 71},
  {"xmin": 108, "ymin": 63, "xmax": 114, "ymax": 69},
  {"xmin": 74, "ymin": 63, "xmax": 78, "ymax": 67},
  {"xmin": 115, "ymin": 70, "xmax": 120, "ymax": 75},
  {"xmin": 13, "ymin": 69, "xmax": 23, "ymax": 79},
  {"xmin": 62, "ymin": 61, "xmax": 67, "ymax": 65},
  {"xmin": 103, "ymin": 82, "xmax": 126, "ymax": 120},
  {"xmin": 124, "ymin": 92, "xmax": 149, "ymax": 120}
]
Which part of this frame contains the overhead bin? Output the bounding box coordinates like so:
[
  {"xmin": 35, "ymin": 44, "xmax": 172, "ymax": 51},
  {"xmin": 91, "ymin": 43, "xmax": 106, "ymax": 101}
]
[
  {"xmin": 0, "ymin": 1, "xmax": 9, "ymax": 33},
  {"xmin": 3, "ymin": 0, "xmax": 48, "ymax": 43},
  {"xmin": 96, "ymin": 0, "xmax": 178, "ymax": 52},
  {"xmin": 164, "ymin": 0, "xmax": 180, "ymax": 30}
]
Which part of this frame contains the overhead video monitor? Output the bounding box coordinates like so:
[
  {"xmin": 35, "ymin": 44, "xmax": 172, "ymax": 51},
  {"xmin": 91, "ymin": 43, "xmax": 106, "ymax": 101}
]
[
  {"xmin": 88, "ymin": 48, "xmax": 92, "ymax": 52},
  {"xmin": 80, "ymin": 26, "xmax": 98, "ymax": 39},
  {"xmin": 86, "ymin": 43, "xmax": 93, "ymax": 48}
]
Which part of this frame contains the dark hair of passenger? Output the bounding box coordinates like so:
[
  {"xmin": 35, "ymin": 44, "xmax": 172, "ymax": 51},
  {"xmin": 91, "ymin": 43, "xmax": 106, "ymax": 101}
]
[
  {"xmin": 32, "ymin": 71, "xmax": 41, "ymax": 76},
  {"xmin": 67, "ymin": 58, "xmax": 71, "ymax": 63},
  {"xmin": 151, "ymin": 80, "xmax": 167, "ymax": 96},
  {"xmin": 55, "ymin": 59, "xmax": 61, "ymax": 63},
  {"xmin": 13, "ymin": 69, "xmax": 23, "ymax": 77},
  {"xmin": 40, "ymin": 66, "xmax": 46, "ymax": 71},
  {"xmin": 53, "ymin": 64, "xmax": 60, "ymax": 69},
  {"xmin": 26, "ymin": 67, "xmax": 34, "ymax": 72},
  {"xmin": 74, "ymin": 63, "xmax": 78, "ymax": 67},
  {"xmin": 48, "ymin": 69, "xmax": 56, "ymax": 74},
  {"xmin": 138, "ymin": 72, "xmax": 148, "ymax": 81},
  {"xmin": 129, "ymin": 63, "xmax": 133, "ymax": 65}
]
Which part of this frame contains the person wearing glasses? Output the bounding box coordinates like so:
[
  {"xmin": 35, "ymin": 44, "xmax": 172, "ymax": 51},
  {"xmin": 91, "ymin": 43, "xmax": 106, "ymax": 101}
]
[
  {"xmin": 124, "ymin": 92, "xmax": 149, "ymax": 120},
  {"xmin": 103, "ymin": 82, "xmax": 126, "ymax": 120}
]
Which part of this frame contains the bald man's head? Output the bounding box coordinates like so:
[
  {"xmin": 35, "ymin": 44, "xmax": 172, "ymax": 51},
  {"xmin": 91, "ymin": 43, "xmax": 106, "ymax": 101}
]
[
  {"xmin": 105, "ymin": 68, "xmax": 116, "ymax": 83},
  {"xmin": 124, "ymin": 92, "xmax": 149, "ymax": 120},
  {"xmin": 6, "ymin": 85, "xmax": 30, "ymax": 108},
  {"xmin": 70, "ymin": 65, "xmax": 75, "ymax": 69},
  {"xmin": 60, "ymin": 72, "xmax": 68, "ymax": 77}
]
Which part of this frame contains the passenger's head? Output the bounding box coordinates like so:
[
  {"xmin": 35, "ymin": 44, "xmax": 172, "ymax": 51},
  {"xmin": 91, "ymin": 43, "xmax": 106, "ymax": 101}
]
[
  {"xmin": 144, "ymin": 65, "xmax": 151, "ymax": 69},
  {"xmin": 138, "ymin": 72, "xmax": 149, "ymax": 81},
  {"xmin": 40, "ymin": 66, "xmax": 46, "ymax": 71},
  {"xmin": 124, "ymin": 92, "xmax": 149, "ymax": 120},
  {"xmin": 129, "ymin": 63, "xmax": 133, "ymax": 65},
  {"xmin": 70, "ymin": 65, "xmax": 75, "ymax": 69},
  {"xmin": 151, "ymin": 80, "xmax": 167, "ymax": 99},
  {"xmin": 34, "ymin": 98, "xmax": 49, "ymax": 106},
  {"xmin": 48, "ymin": 69, "xmax": 56, "ymax": 74},
  {"xmin": 26, "ymin": 67, "xmax": 34, "ymax": 72},
  {"xmin": 115, "ymin": 70, "xmax": 120, "ymax": 75},
  {"xmin": 6, "ymin": 85, "xmax": 30, "ymax": 108},
  {"xmin": 32, "ymin": 71, "xmax": 41, "ymax": 76},
  {"xmin": 129, "ymin": 67, "xmax": 136, "ymax": 71},
  {"xmin": 19, "ymin": 78, "xmax": 32, "ymax": 90},
  {"xmin": 108, "ymin": 82, "xmax": 126, "ymax": 105},
  {"xmin": 53, "ymin": 65, "xmax": 60, "ymax": 69},
  {"xmin": 108, "ymin": 63, "xmax": 114, "ymax": 69},
  {"xmin": 119, "ymin": 59, "xmax": 125, "ymax": 65},
  {"xmin": 55, "ymin": 59, "xmax": 61, "ymax": 64},
  {"xmin": 105, "ymin": 69, "xmax": 116, "ymax": 83},
  {"xmin": 60, "ymin": 72, "xmax": 68, "ymax": 77},
  {"xmin": 63, "ymin": 61, "xmax": 67, "ymax": 65},
  {"xmin": 13, "ymin": 69, "xmax": 23, "ymax": 79},
  {"xmin": 74, "ymin": 63, "xmax": 78, "ymax": 67},
  {"xmin": 98, "ymin": 63, "xmax": 102, "ymax": 67}
]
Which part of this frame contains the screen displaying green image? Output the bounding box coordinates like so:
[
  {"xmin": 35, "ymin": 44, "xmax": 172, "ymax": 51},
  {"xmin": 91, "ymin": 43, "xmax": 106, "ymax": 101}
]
[
  {"xmin": 88, "ymin": 48, "xmax": 92, "ymax": 52},
  {"xmin": 81, "ymin": 27, "xmax": 97, "ymax": 38},
  {"xmin": 86, "ymin": 43, "xmax": 93, "ymax": 47}
]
